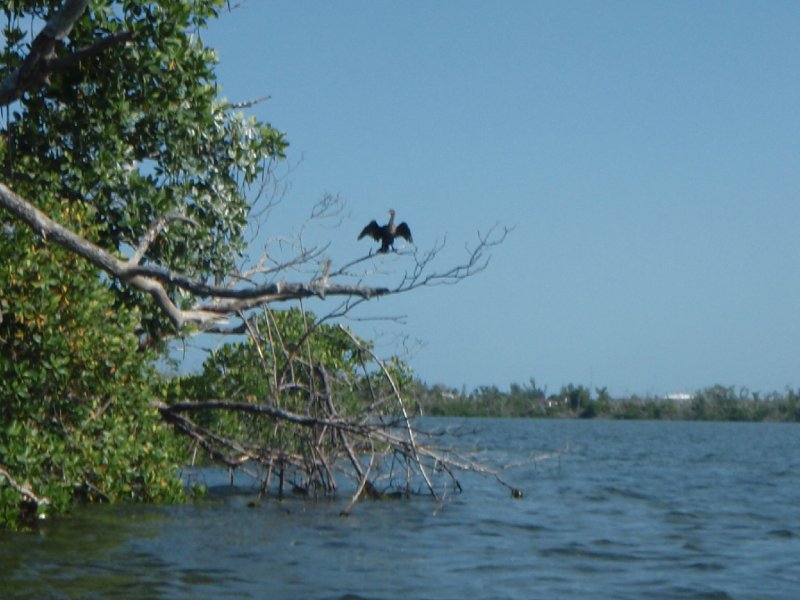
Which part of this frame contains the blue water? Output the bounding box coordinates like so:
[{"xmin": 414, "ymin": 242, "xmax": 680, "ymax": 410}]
[{"xmin": 2, "ymin": 419, "xmax": 799, "ymax": 599}]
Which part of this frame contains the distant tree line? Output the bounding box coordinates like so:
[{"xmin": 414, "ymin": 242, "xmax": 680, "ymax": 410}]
[{"xmin": 408, "ymin": 379, "xmax": 800, "ymax": 422}]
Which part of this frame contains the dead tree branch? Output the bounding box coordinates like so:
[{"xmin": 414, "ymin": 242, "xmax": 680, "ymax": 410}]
[
  {"xmin": 0, "ymin": 182, "xmax": 389, "ymax": 330},
  {"xmin": 223, "ymin": 95, "xmax": 271, "ymax": 110},
  {"xmin": 154, "ymin": 399, "xmax": 352, "ymax": 430},
  {"xmin": 397, "ymin": 224, "xmax": 513, "ymax": 292},
  {"xmin": 0, "ymin": 464, "xmax": 50, "ymax": 509},
  {"xmin": 0, "ymin": 1, "xmax": 524, "ymax": 515},
  {"xmin": 0, "ymin": 0, "xmax": 133, "ymax": 106},
  {"xmin": 130, "ymin": 213, "xmax": 200, "ymax": 265},
  {"xmin": 338, "ymin": 325, "xmax": 437, "ymax": 497}
]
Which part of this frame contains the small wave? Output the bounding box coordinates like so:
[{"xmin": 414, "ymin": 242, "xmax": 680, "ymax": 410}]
[
  {"xmin": 767, "ymin": 528, "xmax": 794, "ymax": 539},
  {"xmin": 600, "ymin": 485, "xmax": 656, "ymax": 502},
  {"xmin": 664, "ymin": 509, "xmax": 701, "ymax": 521},
  {"xmin": 540, "ymin": 542, "xmax": 642, "ymax": 563},
  {"xmin": 686, "ymin": 561, "xmax": 725, "ymax": 572},
  {"xmin": 659, "ymin": 586, "xmax": 733, "ymax": 600}
]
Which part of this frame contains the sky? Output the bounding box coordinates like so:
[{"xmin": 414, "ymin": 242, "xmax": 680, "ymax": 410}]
[{"xmin": 201, "ymin": 1, "xmax": 800, "ymax": 397}]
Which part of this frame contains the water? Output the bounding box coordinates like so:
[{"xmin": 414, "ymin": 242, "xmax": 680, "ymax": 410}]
[{"xmin": 2, "ymin": 419, "xmax": 799, "ymax": 599}]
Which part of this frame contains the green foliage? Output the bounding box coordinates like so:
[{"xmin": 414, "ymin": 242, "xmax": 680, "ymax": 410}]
[
  {"xmin": 168, "ymin": 309, "xmax": 415, "ymax": 495},
  {"xmin": 171, "ymin": 309, "xmax": 401, "ymax": 454},
  {"xmin": 416, "ymin": 378, "xmax": 800, "ymax": 423},
  {"xmin": 1, "ymin": 0, "xmax": 287, "ymax": 339},
  {"xmin": 421, "ymin": 378, "xmax": 552, "ymax": 418},
  {"xmin": 558, "ymin": 383, "xmax": 591, "ymax": 413},
  {"xmin": 0, "ymin": 1, "xmax": 289, "ymax": 527},
  {"xmin": 180, "ymin": 309, "xmax": 365, "ymax": 397},
  {"xmin": 688, "ymin": 385, "xmax": 770, "ymax": 422},
  {"xmin": 0, "ymin": 204, "xmax": 183, "ymax": 529}
]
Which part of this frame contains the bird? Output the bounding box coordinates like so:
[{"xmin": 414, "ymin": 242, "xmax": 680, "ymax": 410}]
[{"xmin": 358, "ymin": 209, "xmax": 413, "ymax": 253}]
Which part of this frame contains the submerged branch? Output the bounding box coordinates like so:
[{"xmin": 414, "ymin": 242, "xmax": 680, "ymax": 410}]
[{"xmin": 338, "ymin": 325, "xmax": 437, "ymax": 498}]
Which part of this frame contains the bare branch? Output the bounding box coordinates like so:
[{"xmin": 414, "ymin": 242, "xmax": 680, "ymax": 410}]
[
  {"xmin": 156, "ymin": 304, "xmax": 558, "ymax": 509},
  {"xmin": 223, "ymin": 95, "xmax": 271, "ymax": 110},
  {"xmin": 154, "ymin": 399, "xmax": 351, "ymax": 430},
  {"xmin": 46, "ymin": 30, "xmax": 135, "ymax": 72},
  {"xmin": 340, "ymin": 447, "xmax": 375, "ymax": 516},
  {"xmin": 130, "ymin": 213, "xmax": 199, "ymax": 265},
  {"xmin": 0, "ymin": 182, "xmax": 389, "ymax": 330},
  {"xmin": 0, "ymin": 464, "xmax": 50, "ymax": 508},
  {"xmin": 338, "ymin": 325, "xmax": 437, "ymax": 497},
  {"xmin": 0, "ymin": 0, "xmax": 133, "ymax": 106},
  {"xmin": 235, "ymin": 243, "xmax": 330, "ymax": 283},
  {"xmin": 394, "ymin": 224, "xmax": 513, "ymax": 293},
  {"xmin": 0, "ymin": 2, "xmax": 520, "ymax": 516}
]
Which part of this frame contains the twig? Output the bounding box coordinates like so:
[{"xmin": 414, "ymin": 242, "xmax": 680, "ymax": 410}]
[
  {"xmin": 130, "ymin": 213, "xmax": 199, "ymax": 265},
  {"xmin": 224, "ymin": 95, "xmax": 271, "ymax": 110},
  {"xmin": 341, "ymin": 445, "xmax": 375, "ymax": 516},
  {"xmin": 0, "ymin": 1, "xmax": 133, "ymax": 106},
  {"xmin": 0, "ymin": 464, "xmax": 50, "ymax": 507},
  {"xmin": 0, "ymin": 182, "xmax": 390, "ymax": 330},
  {"xmin": 337, "ymin": 325, "xmax": 437, "ymax": 498}
]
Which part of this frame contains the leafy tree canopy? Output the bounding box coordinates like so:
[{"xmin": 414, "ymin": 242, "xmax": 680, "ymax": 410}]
[
  {"xmin": 0, "ymin": 1, "xmax": 506, "ymax": 528},
  {"xmin": 0, "ymin": 201, "xmax": 184, "ymax": 527},
  {"xmin": 1, "ymin": 0, "xmax": 286, "ymax": 340},
  {"xmin": 0, "ymin": 0, "xmax": 286, "ymax": 527}
]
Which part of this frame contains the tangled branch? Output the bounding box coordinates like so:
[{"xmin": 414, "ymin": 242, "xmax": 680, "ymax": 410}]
[
  {"xmin": 0, "ymin": 0, "xmax": 529, "ymax": 515},
  {"xmin": 0, "ymin": 465, "xmax": 50, "ymax": 511},
  {"xmin": 0, "ymin": 0, "xmax": 133, "ymax": 106},
  {"xmin": 0, "ymin": 183, "xmax": 389, "ymax": 330}
]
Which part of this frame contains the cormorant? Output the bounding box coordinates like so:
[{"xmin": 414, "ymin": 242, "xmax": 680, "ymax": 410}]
[{"xmin": 358, "ymin": 209, "xmax": 413, "ymax": 253}]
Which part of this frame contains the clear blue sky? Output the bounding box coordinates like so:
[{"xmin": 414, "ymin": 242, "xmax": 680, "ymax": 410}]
[{"xmin": 202, "ymin": 1, "xmax": 800, "ymax": 397}]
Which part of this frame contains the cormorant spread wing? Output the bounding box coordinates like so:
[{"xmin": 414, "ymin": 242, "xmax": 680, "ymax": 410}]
[
  {"xmin": 358, "ymin": 220, "xmax": 383, "ymax": 241},
  {"xmin": 395, "ymin": 222, "xmax": 412, "ymax": 243},
  {"xmin": 358, "ymin": 209, "xmax": 413, "ymax": 253}
]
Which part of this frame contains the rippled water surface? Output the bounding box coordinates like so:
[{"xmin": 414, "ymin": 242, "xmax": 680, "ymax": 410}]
[{"xmin": 3, "ymin": 419, "xmax": 800, "ymax": 599}]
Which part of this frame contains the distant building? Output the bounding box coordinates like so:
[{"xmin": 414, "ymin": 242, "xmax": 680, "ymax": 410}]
[
  {"xmin": 544, "ymin": 396, "xmax": 567, "ymax": 408},
  {"xmin": 664, "ymin": 392, "xmax": 693, "ymax": 402}
]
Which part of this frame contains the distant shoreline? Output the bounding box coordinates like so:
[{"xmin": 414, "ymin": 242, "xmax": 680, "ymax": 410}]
[{"xmin": 407, "ymin": 382, "xmax": 800, "ymax": 423}]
